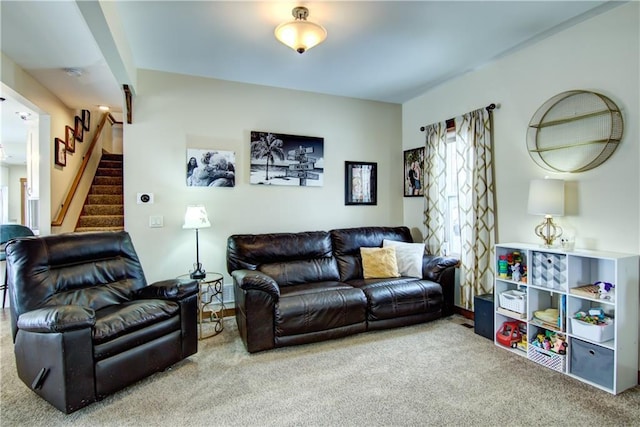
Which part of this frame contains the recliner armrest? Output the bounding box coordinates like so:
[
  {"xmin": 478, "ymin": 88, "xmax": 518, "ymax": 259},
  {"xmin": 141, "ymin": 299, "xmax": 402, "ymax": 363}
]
[
  {"xmin": 232, "ymin": 269, "xmax": 280, "ymax": 299},
  {"xmin": 136, "ymin": 279, "xmax": 199, "ymax": 301},
  {"xmin": 17, "ymin": 305, "xmax": 96, "ymax": 333},
  {"xmin": 422, "ymin": 255, "xmax": 459, "ymax": 282}
]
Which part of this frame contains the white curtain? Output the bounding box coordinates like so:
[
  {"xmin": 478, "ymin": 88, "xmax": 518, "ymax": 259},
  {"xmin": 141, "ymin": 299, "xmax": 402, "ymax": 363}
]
[{"xmin": 423, "ymin": 107, "xmax": 496, "ymax": 310}]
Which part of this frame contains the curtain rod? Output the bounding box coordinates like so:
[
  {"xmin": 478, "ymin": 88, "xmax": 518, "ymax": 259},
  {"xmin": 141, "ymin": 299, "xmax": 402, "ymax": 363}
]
[{"xmin": 419, "ymin": 103, "xmax": 498, "ymax": 132}]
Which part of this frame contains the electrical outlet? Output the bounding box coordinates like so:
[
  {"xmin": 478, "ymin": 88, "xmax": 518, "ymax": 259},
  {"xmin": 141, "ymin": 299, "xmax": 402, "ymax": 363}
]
[{"xmin": 137, "ymin": 193, "xmax": 154, "ymax": 204}]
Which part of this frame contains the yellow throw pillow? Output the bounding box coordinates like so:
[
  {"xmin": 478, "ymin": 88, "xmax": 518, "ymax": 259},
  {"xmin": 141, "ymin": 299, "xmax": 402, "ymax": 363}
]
[{"xmin": 360, "ymin": 246, "xmax": 400, "ymax": 279}]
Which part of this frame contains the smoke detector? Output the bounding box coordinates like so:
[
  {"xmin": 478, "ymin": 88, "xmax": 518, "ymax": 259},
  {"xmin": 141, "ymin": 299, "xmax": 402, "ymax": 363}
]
[{"xmin": 63, "ymin": 68, "xmax": 84, "ymax": 77}]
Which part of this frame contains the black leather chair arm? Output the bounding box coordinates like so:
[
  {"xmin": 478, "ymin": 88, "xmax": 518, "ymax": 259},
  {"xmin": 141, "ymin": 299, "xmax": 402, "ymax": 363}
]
[
  {"xmin": 422, "ymin": 255, "xmax": 459, "ymax": 282},
  {"xmin": 232, "ymin": 270, "xmax": 280, "ymax": 299},
  {"xmin": 17, "ymin": 305, "xmax": 96, "ymax": 333},
  {"xmin": 135, "ymin": 279, "xmax": 199, "ymax": 301}
]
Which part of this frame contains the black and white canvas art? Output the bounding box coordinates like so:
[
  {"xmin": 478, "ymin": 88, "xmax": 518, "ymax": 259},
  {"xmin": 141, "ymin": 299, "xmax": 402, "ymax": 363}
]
[
  {"xmin": 186, "ymin": 149, "xmax": 236, "ymax": 187},
  {"xmin": 250, "ymin": 131, "xmax": 324, "ymax": 186}
]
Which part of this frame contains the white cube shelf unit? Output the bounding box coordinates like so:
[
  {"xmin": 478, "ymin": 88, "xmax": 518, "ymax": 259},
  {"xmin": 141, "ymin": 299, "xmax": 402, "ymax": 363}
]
[{"xmin": 494, "ymin": 243, "xmax": 639, "ymax": 394}]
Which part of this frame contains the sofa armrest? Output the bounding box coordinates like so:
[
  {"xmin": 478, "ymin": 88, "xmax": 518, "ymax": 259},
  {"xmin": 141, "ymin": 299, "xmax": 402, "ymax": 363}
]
[
  {"xmin": 17, "ymin": 305, "xmax": 96, "ymax": 333},
  {"xmin": 232, "ymin": 270, "xmax": 280, "ymax": 299},
  {"xmin": 423, "ymin": 255, "xmax": 459, "ymax": 317},
  {"xmin": 422, "ymin": 255, "xmax": 459, "ymax": 282},
  {"xmin": 136, "ymin": 279, "xmax": 199, "ymax": 301}
]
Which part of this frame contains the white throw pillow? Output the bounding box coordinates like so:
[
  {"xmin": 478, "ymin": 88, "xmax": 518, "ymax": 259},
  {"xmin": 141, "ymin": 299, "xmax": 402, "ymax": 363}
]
[{"xmin": 382, "ymin": 239, "xmax": 425, "ymax": 278}]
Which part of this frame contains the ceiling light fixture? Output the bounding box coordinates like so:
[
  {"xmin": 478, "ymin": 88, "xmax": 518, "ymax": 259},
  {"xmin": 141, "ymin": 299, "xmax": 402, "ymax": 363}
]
[
  {"xmin": 16, "ymin": 111, "xmax": 32, "ymax": 121},
  {"xmin": 274, "ymin": 6, "xmax": 327, "ymax": 54},
  {"xmin": 98, "ymin": 105, "xmax": 110, "ymax": 111}
]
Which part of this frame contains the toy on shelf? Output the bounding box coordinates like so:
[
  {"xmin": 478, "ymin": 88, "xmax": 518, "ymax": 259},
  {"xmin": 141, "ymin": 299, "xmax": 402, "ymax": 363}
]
[
  {"xmin": 595, "ymin": 281, "xmax": 616, "ymax": 301},
  {"xmin": 496, "ymin": 320, "xmax": 525, "ymax": 349},
  {"xmin": 574, "ymin": 309, "xmax": 611, "ymax": 325},
  {"xmin": 511, "ymin": 262, "xmax": 522, "ymax": 282},
  {"xmin": 530, "ymin": 330, "xmax": 567, "ymax": 355}
]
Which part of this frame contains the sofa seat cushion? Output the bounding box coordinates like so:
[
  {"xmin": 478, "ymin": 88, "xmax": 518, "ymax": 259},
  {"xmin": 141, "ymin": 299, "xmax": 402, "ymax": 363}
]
[
  {"xmin": 93, "ymin": 300, "xmax": 179, "ymax": 344},
  {"xmin": 276, "ymin": 282, "xmax": 367, "ymax": 337},
  {"xmin": 347, "ymin": 278, "xmax": 443, "ymax": 321}
]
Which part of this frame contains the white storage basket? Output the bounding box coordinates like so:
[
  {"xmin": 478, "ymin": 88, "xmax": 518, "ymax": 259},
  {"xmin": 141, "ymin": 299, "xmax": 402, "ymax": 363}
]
[{"xmin": 499, "ymin": 290, "xmax": 526, "ymax": 314}]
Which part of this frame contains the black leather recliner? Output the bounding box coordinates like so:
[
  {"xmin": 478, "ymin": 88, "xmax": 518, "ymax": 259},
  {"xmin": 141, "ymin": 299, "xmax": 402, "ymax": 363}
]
[{"xmin": 5, "ymin": 231, "xmax": 199, "ymax": 413}]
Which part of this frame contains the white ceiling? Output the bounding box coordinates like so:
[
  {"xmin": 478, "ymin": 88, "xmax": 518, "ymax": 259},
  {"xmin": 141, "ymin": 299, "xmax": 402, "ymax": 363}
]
[{"xmin": 0, "ymin": 0, "xmax": 621, "ymax": 166}]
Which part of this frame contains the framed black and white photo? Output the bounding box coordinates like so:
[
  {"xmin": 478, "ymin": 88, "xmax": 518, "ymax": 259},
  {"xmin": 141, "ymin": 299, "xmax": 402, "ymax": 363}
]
[
  {"xmin": 186, "ymin": 149, "xmax": 236, "ymax": 187},
  {"xmin": 82, "ymin": 109, "xmax": 90, "ymax": 131},
  {"xmin": 250, "ymin": 131, "xmax": 324, "ymax": 187},
  {"xmin": 65, "ymin": 125, "xmax": 76, "ymax": 153},
  {"xmin": 74, "ymin": 115, "xmax": 84, "ymax": 143},
  {"xmin": 55, "ymin": 138, "xmax": 66, "ymax": 167},
  {"xmin": 404, "ymin": 147, "xmax": 424, "ymax": 197},
  {"xmin": 345, "ymin": 161, "xmax": 377, "ymax": 205}
]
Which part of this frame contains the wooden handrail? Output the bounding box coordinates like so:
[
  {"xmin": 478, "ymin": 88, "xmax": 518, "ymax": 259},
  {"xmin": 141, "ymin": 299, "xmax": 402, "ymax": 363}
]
[{"xmin": 51, "ymin": 112, "xmax": 110, "ymax": 227}]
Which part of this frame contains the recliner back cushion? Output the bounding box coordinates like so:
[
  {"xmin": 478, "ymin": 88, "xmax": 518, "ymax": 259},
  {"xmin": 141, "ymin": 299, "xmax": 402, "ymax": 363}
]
[
  {"xmin": 6, "ymin": 231, "xmax": 147, "ymax": 319},
  {"xmin": 330, "ymin": 226, "xmax": 414, "ymax": 282},
  {"xmin": 227, "ymin": 231, "xmax": 339, "ymax": 287}
]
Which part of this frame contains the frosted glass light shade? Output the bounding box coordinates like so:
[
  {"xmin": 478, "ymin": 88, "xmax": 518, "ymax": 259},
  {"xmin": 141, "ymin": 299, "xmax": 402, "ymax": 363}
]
[
  {"xmin": 275, "ymin": 7, "xmax": 327, "ymax": 54},
  {"xmin": 183, "ymin": 205, "xmax": 211, "ymax": 229},
  {"xmin": 527, "ymin": 179, "xmax": 564, "ymax": 216}
]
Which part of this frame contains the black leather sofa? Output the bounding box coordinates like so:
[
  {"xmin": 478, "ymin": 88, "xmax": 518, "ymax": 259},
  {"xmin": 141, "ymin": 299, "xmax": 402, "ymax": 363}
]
[
  {"xmin": 227, "ymin": 226, "xmax": 459, "ymax": 353},
  {"xmin": 5, "ymin": 231, "xmax": 199, "ymax": 413}
]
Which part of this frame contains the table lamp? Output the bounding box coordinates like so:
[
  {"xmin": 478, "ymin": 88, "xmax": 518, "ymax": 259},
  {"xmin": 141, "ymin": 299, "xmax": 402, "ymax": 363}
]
[
  {"xmin": 527, "ymin": 178, "xmax": 564, "ymax": 247},
  {"xmin": 183, "ymin": 205, "xmax": 211, "ymax": 279}
]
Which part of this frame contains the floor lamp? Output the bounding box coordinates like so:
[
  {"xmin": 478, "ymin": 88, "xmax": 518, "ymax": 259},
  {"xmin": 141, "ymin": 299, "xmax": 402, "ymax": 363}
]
[{"xmin": 183, "ymin": 205, "xmax": 211, "ymax": 279}]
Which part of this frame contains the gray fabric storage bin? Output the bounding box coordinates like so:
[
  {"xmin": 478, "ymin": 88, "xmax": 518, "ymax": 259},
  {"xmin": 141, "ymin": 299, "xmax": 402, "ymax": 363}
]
[{"xmin": 570, "ymin": 338, "xmax": 614, "ymax": 389}]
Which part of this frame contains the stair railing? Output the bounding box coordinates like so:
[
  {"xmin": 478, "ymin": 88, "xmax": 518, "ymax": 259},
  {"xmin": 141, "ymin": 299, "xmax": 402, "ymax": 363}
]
[{"xmin": 51, "ymin": 112, "xmax": 110, "ymax": 227}]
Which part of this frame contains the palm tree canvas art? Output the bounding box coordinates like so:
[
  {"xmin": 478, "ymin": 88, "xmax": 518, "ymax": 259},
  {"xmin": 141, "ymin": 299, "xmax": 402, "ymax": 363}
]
[{"xmin": 250, "ymin": 131, "xmax": 324, "ymax": 186}]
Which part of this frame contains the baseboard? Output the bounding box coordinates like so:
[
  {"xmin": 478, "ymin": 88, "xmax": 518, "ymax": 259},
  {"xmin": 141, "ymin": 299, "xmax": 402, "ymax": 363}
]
[{"xmin": 454, "ymin": 306, "xmax": 474, "ymax": 321}]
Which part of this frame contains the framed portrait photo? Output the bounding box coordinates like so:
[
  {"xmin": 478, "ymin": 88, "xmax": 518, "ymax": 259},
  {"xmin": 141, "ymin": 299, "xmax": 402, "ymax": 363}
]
[
  {"xmin": 82, "ymin": 109, "xmax": 90, "ymax": 131},
  {"xmin": 55, "ymin": 138, "xmax": 66, "ymax": 166},
  {"xmin": 345, "ymin": 161, "xmax": 377, "ymax": 205},
  {"xmin": 404, "ymin": 147, "xmax": 425, "ymax": 197},
  {"xmin": 65, "ymin": 125, "xmax": 76, "ymax": 153},
  {"xmin": 74, "ymin": 115, "xmax": 84, "ymax": 142}
]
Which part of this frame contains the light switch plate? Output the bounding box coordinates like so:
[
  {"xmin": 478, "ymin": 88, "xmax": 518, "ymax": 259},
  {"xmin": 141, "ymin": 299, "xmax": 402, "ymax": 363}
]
[{"xmin": 149, "ymin": 215, "xmax": 163, "ymax": 228}]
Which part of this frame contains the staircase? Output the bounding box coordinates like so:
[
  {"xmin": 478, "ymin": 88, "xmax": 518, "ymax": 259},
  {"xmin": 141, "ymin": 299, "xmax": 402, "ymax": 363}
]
[{"xmin": 75, "ymin": 153, "xmax": 124, "ymax": 232}]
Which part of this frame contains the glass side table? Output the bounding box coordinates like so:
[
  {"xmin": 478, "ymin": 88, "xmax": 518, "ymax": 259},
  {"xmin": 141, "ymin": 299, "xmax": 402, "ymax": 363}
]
[{"xmin": 177, "ymin": 272, "xmax": 224, "ymax": 340}]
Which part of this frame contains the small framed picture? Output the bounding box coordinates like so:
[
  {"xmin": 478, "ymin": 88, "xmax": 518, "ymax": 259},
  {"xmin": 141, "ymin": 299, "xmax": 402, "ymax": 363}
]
[
  {"xmin": 345, "ymin": 161, "xmax": 377, "ymax": 205},
  {"xmin": 55, "ymin": 138, "xmax": 66, "ymax": 166},
  {"xmin": 74, "ymin": 115, "xmax": 84, "ymax": 142},
  {"xmin": 403, "ymin": 147, "xmax": 425, "ymax": 197},
  {"xmin": 65, "ymin": 125, "xmax": 76, "ymax": 153},
  {"xmin": 82, "ymin": 109, "xmax": 90, "ymax": 131}
]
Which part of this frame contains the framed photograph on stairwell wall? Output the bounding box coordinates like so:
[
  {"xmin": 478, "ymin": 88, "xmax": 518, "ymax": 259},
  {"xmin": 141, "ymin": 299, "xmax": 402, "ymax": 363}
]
[
  {"xmin": 65, "ymin": 125, "xmax": 75, "ymax": 153},
  {"xmin": 74, "ymin": 115, "xmax": 84, "ymax": 143},
  {"xmin": 54, "ymin": 138, "xmax": 66, "ymax": 167}
]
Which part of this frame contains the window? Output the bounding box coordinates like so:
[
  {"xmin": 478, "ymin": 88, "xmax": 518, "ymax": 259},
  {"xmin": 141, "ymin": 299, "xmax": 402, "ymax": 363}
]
[{"xmin": 444, "ymin": 119, "xmax": 461, "ymax": 256}]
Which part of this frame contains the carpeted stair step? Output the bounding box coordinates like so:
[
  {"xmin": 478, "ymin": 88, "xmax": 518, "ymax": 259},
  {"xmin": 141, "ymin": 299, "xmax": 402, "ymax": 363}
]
[
  {"xmin": 82, "ymin": 205, "xmax": 123, "ymax": 216},
  {"xmin": 89, "ymin": 185, "xmax": 122, "ymax": 195},
  {"xmin": 87, "ymin": 194, "xmax": 124, "ymax": 205},
  {"xmin": 77, "ymin": 215, "xmax": 124, "ymax": 228},
  {"xmin": 93, "ymin": 176, "xmax": 123, "ymax": 186},
  {"xmin": 75, "ymin": 153, "xmax": 124, "ymax": 233}
]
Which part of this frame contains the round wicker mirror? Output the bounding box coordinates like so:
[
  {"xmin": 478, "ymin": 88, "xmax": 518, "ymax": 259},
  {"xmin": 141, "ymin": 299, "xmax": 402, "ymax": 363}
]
[{"xmin": 527, "ymin": 90, "xmax": 623, "ymax": 173}]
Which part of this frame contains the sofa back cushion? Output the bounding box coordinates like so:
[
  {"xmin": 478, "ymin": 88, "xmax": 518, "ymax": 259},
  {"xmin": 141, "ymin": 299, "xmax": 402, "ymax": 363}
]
[
  {"xmin": 227, "ymin": 231, "xmax": 340, "ymax": 287},
  {"xmin": 330, "ymin": 226, "xmax": 413, "ymax": 282}
]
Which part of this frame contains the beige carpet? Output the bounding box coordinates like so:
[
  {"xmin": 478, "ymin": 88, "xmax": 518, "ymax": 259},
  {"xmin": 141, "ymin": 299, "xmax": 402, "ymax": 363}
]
[{"xmin": 1, "ymin": 309, "xmax": 639, "ymax": 426}]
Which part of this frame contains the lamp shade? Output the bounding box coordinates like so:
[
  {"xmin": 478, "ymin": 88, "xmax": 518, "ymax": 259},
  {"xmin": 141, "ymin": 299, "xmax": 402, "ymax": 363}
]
[
  {"xmin": 527, "ymin": 179, "xmax": 564, "ymax": 216},
  {"xmin": 275, "ymin": 7, "xmax": 327, "ymax": 54},
  {"xmin": 183, "ymin": 205, "xmax": 211, "ymax": 229}
]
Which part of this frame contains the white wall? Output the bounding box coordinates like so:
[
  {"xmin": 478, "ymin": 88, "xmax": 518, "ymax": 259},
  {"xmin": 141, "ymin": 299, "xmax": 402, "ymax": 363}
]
[
  {"xmin": 403, "ymin": 2, "xmax": 639, "ymax": 256},
  {"xmin": 7, "ymin": 165, "xmax": 26, "ymax": 223},
  {"xmin": 124, "ymin": 70, "xmax": 402, "ymax": 284}
]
